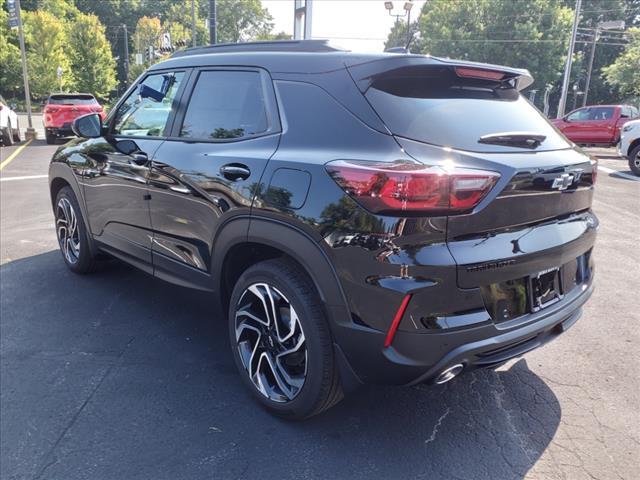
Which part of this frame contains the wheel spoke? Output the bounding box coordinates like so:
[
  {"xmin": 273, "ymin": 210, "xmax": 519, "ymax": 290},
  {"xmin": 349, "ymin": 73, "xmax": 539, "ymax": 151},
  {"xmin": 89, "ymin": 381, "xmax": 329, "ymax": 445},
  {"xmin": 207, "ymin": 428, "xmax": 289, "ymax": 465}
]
[
  {"xmin": 56, "ymin": 198, "xmax": 80, "ymax": 264},
  {"xmin": 234, "ymin": 282, "xmax": 307, "ymax": 403}
]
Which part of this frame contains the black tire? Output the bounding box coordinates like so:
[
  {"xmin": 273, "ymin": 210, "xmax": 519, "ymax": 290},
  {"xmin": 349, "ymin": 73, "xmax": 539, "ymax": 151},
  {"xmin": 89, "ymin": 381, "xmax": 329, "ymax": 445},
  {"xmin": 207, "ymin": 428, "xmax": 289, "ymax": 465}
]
[
  {"xmin": 13, "ymin": 121, "xmax": 21, "ymax": 142},
  {"xmin": 2, "ymin": 120, "xmax": 14, "ymax": 146},
  {"xmin": 45, "ymin": 130, "xmax": 56, "ymax": 145},
  {"xmin": 228, "ymin": 258, "xmax": 343, "ymax": 419},
  {"xmin": 628, "ymin": 145, "xmax": 640, "ymax": 177},
  {"xmin": 54, "ymin": 186, "xmax": 97, "ymax": 273}
]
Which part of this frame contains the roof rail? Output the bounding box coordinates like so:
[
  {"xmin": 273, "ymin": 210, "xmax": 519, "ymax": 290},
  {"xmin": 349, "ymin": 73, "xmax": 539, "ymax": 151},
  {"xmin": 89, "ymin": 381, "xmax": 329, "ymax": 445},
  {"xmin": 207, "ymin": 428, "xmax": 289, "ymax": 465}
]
[{"xmin": 171, "ymin": 39, "xmax": 346, "ymax": 58}]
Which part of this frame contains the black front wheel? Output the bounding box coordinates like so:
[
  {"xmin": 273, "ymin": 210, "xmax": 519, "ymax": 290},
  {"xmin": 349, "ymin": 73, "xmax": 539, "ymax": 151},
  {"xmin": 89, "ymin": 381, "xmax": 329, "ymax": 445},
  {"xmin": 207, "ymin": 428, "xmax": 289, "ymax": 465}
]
[
  {"xmin": 2, "ymin": 120, "xmax": 14, "ymax": 146},
  {"xmin": 629, "ymin": 145, "xmax": 640, "ymax": 176},
  {"xmin": 228, "ymin": 259, "xmax": 343, "ymax": 419},
  {"xmin": 55, "ymin": 186, "xmax": 97, "ymax": 273}
]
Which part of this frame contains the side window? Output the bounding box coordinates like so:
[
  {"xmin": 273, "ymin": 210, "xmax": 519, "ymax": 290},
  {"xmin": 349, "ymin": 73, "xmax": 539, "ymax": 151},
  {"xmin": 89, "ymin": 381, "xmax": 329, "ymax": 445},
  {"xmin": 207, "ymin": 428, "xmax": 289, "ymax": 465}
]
[
  {"xmin": 589, "ymin": 107, "xmax": 614, "ymax": 120},
  {"xmin": 180, "ymin": 71, "xmax": 268, "ymax": 140},
  {"xmin": 620, "ymin": 107, "xmax": 630, "ymax": 118},
  {"xmin": 567, "ymin": 108, "xmax": 588, "ymax": 122},
  {"xmin": 113, "ymin": 71, "xmax": 185, "ymax": 137}
]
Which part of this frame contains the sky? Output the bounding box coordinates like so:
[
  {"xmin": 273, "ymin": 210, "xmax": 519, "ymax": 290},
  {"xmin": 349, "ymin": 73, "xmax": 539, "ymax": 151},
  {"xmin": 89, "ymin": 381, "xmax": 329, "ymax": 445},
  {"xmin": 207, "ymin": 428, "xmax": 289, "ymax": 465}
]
[{"xmin": 262, "ymin": 0, "xmax": 428, "ymax": 53}]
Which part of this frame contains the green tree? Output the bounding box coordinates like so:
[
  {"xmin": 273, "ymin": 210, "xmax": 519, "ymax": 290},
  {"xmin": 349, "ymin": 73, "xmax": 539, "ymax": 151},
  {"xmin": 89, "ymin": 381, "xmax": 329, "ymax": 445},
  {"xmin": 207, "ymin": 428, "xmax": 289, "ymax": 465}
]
[
  {"xmin": 20, "ymin": 0, "xmax": 79, "ymax": 19},
  {"xmin": 216, "ymin": 0, "xmax": 274, "ymax": 43},
  {"xmin": 411, "ymin": 0, "xmax": 574, "ymax": 93},
  {"xmin": 22, "ymin": 10, "xmax": 72, "ymax": 99},
  {"xmin": 602, "ymin": 28, "xmax": 640, "ymax": 99},
  {"xmin": 0, "ymin": 7, "xmax": 23, "ymax": 97},
  {"xmin": 68, "ymin": 13, "xmax": 117, "ymax": 98}
]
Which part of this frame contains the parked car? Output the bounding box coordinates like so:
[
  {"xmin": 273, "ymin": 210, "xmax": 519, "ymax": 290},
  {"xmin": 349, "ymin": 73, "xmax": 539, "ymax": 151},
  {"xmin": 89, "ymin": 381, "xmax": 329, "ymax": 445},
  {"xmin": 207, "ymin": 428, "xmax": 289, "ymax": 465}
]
[
  {"xmin": 618, "ymin": 119, "xmax": 640, "ymax": 176},
  {"xmin": 0, "ymin": 94, "xmax": 21, "ymax": 146},
  {"xmin": 48, "ymin": 40, "xmax": 597, "ymax": 419},
  {"xmin": 551, "ymin": 104, "xmax": 639, "ymax": 146},
  {"xmin": 43, "ymin": 93, "xmax": 106, "ymax": 144}
]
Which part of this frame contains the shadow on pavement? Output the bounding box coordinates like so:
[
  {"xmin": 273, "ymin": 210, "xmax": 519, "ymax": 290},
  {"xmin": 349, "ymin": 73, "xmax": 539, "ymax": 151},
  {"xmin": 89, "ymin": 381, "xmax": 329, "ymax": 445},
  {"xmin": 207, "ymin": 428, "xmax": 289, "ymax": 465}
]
[{"xmin": 1, "ymin": 251, "xmax": 560, "ymax": 480}]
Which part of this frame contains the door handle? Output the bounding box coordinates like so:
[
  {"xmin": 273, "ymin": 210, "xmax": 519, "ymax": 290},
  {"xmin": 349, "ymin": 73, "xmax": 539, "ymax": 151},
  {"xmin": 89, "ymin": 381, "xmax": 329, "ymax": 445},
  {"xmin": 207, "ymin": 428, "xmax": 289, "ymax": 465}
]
[
  {"xmin": 220, "ymin": 163, "xmax": 250, "ymax": 181},
  {"xmin": 170, "ymin": 185, "xmax": 191, "ymax": 194}
]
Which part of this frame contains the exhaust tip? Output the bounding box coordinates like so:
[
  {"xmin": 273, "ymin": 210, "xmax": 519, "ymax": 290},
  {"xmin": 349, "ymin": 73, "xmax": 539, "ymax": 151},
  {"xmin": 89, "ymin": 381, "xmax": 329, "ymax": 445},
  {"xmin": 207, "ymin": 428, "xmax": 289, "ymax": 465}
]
[{"xmin": 435, "ymin": 364, "xmax": 464, "ymax": 384}]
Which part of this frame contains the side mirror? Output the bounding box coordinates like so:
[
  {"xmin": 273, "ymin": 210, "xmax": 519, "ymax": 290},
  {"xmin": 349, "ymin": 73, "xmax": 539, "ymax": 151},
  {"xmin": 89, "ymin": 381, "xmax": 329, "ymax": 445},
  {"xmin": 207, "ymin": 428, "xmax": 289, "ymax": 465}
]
[{"xmin": 72, "ymin": 113, "xmax": 102, "ymax": 138}]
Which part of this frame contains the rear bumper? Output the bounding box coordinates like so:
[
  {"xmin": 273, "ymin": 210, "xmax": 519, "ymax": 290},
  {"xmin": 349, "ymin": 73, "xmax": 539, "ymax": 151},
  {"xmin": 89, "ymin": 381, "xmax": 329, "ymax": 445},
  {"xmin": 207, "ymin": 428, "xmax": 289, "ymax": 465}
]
[
  {"xmin": 325, "ymin": 209, "xmax": 597, "ymax": 386},
  {"xmin": 332, "ymin": 278, "xmax": 593, "ymax": 386}
]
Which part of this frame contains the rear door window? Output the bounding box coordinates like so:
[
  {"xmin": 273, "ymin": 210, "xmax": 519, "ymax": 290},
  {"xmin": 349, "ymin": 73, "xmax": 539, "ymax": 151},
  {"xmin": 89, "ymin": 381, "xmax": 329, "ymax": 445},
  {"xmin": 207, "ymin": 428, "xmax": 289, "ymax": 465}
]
[
  {"xmin": 179, "ymin": 70, "xmax": 270, "ymax": 140},
  {"xmin": 362, "ymin": 69, "xmax": 570, "ymax": 153}
]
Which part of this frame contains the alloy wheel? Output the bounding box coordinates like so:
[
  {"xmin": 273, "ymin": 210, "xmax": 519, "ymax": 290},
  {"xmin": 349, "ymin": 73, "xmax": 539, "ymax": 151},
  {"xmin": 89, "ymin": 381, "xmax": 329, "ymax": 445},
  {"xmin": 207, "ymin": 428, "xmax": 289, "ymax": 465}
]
[
  {"xmin": 56, "ymin": 197, "xmax": 80, "ymax": 264},
  {"xmin": 234, "ymin": 283, "xmax": 307, "ymax": 402},
  {"xmin": 635, "ymin": 151, "xmax": 640, "ymax": 169}
]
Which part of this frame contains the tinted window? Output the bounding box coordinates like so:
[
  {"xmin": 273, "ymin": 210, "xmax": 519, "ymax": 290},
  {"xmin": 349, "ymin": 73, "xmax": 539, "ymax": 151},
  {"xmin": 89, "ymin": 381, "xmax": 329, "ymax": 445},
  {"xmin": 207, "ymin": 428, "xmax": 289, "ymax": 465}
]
[
  {"xmin": 180, "ymin": 71, "xmax": 268, "ymax": 140},
  {"xmin": 113, "ymin": 71, "xmax": 184, "ymax": 137},
  {"xmin": 567, "ymin": 108, "xmax": 589, "ymax": 121},
  {"xmin": 568, "ymin": 106, "xmax": 615, "ymax": 121},
  {"xmin": 365, "ymin": 74, "xmax": 569, "ymax": 152},
  {"xmin": 49, "ymin": 94, "xmax": 96, "ymax": 105}
]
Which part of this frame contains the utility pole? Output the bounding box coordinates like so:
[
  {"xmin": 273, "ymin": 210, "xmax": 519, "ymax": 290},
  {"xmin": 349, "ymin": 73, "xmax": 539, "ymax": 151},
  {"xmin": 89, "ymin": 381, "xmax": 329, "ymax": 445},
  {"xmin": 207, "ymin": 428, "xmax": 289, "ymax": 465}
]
[
  {"xmin": 122, "ymin": 24, "xmax": 130, "ymax": 83},
  {"xmin": 557, "ymin": 0, "xmax": 581, "ymax": 118},
  {"xmin": 582, "ymin": 29, "xmax": 599, "ymax": 107},
  {"xmin": 583, "ymin": 20, "xmax": 625, "ymax": 107},
  {"xmin": 191, "ymin": 0, "xmax": 197, "ymax": 47},
  {"xmin": 209, "ymin": 0, "xmax": 217, "ymax": 44},
  {"xmin": 12, "ymin": 0, "xmax": 36, "ymax": 139}
]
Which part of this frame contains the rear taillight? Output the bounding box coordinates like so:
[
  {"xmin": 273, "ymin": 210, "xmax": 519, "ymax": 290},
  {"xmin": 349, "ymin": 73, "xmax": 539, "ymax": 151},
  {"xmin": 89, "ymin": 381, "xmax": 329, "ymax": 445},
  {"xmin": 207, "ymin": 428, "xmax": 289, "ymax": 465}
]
[
  {"xmin": 326, "ymin": 160, "xmax": 499, "ymax": 216},
  {"xmin": 44, "ymin": 106, "xmax": 59, "ymax": 113},
  {"xmin": 91, "ymin": 106, "xmax": 103, "ymax": 113}
]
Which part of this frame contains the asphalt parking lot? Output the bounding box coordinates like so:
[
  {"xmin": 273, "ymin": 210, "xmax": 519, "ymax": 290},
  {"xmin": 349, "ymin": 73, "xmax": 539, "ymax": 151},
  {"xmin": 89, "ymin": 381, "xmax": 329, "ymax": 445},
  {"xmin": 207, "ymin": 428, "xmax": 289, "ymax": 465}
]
[{"xmin": 1, "ymin": 139, "xmax": 638, "ymax": 480}]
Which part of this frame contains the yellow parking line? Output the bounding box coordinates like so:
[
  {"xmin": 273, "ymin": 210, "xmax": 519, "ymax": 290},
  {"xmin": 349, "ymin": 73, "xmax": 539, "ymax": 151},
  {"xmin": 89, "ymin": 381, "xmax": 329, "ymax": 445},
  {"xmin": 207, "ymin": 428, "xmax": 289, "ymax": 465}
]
[{"xmin": 0, "ymin": 139, "xmax": 33, "ymax": 171}]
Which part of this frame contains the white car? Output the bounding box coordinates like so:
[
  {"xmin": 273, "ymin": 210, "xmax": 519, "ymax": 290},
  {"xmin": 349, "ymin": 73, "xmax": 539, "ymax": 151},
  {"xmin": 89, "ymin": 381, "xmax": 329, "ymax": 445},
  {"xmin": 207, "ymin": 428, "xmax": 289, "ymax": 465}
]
[
  {"xmin": 0, "ymin": 95, "xmax": 21, "ymax": 146},
  {"xmin": 618, "ymin": 119, "xmax": 640, "ymax": 176}
]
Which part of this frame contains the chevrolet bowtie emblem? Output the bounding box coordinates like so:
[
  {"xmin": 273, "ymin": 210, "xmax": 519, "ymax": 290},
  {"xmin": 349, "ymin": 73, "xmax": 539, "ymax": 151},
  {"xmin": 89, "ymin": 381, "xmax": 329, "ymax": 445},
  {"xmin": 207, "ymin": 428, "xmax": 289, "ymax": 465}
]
[{"xmin": 552, "ymin": 173, "xmax": 575, "ymax": 191}]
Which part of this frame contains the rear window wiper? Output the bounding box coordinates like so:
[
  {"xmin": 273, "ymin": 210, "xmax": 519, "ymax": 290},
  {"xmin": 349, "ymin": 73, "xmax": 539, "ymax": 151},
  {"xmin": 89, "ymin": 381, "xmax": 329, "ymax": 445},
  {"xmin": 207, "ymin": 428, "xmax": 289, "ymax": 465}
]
[{"xmin": 478, "ymin": 132, "xmax": 546, "ymax": 149}]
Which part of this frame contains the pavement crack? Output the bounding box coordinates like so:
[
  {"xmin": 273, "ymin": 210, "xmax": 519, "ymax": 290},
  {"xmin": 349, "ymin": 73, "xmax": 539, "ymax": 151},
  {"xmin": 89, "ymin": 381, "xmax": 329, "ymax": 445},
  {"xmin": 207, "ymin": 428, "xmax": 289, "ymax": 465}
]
[{"xmin": 424, "ymin": 407, "xmax": 450, "ymax": 446}]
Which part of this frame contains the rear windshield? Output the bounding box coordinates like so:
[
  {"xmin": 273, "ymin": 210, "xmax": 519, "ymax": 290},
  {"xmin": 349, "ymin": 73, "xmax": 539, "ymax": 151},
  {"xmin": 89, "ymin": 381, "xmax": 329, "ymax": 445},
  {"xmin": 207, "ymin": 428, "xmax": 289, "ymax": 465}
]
[
  {"xmin": 48, "ymin": 95, "xmax": 96, "ymax": 105},
  {"xmin": 364, "ymin": 72, "xmax": 570, "ymax": 153}
]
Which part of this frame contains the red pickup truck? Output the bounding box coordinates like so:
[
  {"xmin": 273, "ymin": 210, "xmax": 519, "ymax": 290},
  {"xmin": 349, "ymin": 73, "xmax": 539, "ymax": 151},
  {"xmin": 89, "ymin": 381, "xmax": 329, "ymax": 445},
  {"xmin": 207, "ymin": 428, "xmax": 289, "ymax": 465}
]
[{"xmin": 551, "ymin": 104, "xmax": 639, "ymax": 146}]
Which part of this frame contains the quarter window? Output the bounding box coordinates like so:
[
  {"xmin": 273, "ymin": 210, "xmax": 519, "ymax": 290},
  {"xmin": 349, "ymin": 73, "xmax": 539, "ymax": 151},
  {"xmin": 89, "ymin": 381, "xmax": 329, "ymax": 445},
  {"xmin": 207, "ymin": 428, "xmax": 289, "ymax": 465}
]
[
  {"xmin": 180, "ymin": 71, "xmax": 268, "ymax": 140},
  {"xmin": 113, "ymin": 71, "xmax": 185, "ymax": 137}
]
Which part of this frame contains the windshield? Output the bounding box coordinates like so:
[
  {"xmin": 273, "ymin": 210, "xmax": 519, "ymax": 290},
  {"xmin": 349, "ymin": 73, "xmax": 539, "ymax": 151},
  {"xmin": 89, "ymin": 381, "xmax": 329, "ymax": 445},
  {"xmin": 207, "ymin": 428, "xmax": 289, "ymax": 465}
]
[{"xmin": 365, "ymin": 75, "xmax": 570, "ymax": 153}]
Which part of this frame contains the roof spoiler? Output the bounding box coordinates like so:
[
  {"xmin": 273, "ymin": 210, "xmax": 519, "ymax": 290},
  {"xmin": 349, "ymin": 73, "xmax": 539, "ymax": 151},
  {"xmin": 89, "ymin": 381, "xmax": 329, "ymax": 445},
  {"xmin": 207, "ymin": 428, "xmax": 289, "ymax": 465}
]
[{"xmin": 347, "ymin": 55, "xmax": 534, "ymax": 92}]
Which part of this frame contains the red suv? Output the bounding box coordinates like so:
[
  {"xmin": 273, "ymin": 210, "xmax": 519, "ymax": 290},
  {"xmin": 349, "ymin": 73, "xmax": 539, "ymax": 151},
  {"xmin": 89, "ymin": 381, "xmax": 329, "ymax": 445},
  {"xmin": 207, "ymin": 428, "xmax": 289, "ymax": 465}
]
[
  {"xmin": 551, "ymin": 104, "xmax": 639, "ymax": 146},
  {"xmin": 43, "ymin": 94, "xmax": 106, "ymax": 144}
]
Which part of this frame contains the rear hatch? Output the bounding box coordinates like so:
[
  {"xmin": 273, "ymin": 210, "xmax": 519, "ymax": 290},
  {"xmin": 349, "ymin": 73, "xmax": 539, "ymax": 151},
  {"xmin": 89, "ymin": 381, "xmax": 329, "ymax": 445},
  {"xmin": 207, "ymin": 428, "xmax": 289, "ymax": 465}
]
[
  {"xmin": 45, "ymin": 94, "xmax": 101, "ymax": 126},
  {"xmin": 347, "ymin": 56, "xmax": 596, "ymax": 307}
]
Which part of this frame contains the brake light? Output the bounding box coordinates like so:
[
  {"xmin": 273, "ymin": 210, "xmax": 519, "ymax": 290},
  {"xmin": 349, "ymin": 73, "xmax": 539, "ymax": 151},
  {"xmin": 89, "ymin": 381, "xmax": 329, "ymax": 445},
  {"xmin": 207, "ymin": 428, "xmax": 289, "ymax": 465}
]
[
  {"xmin": 326, "ymin": 160, "xmax": 499, "ymax": 216},
  {"xmin": 44, "ymin": 106, "xmax": 59, "ymax": 113},
  {"xmin": 455, "ymin": 67, "xmax": 506, "ymax": 81},
  {"xmin": 91, "ymin": 106, "xmax": 103, "ymax": 113}
]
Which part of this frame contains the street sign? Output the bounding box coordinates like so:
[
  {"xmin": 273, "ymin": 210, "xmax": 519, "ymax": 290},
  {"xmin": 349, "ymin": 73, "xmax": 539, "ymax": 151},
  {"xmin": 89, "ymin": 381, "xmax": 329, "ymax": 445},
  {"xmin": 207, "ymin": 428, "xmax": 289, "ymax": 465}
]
[
  {"xmin": 7, "ymin": 0, "xmax": 19, "ymax": 29},
  {"xmin": 161, "ymin": 32, "xmax": 172, "ymax": 49}
]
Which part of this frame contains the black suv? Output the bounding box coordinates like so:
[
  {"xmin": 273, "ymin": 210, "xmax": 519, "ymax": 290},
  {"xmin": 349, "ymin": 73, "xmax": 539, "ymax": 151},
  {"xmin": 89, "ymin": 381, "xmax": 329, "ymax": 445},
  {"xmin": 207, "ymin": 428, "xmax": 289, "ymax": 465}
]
[{"xmin": 48, "ymin": 40, "xmax": 597, "ymax": 419}]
